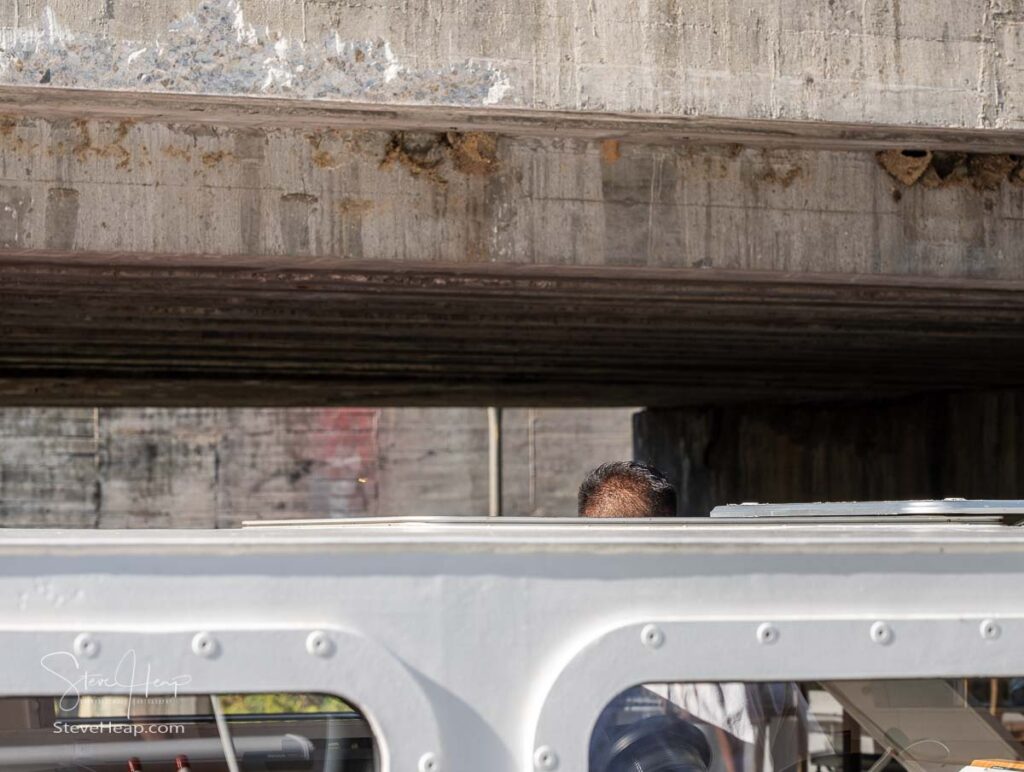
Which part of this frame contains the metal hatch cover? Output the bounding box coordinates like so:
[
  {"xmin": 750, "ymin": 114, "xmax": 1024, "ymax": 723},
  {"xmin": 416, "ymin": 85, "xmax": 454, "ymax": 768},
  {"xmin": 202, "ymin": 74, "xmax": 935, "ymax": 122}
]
[
  {"xmin": 240, "ymin": 501, "xmax": 1022, "ymax": 529},
  {"xmin": 709, "ymin": 499, "xmax": 1024, "ymax": 521}
]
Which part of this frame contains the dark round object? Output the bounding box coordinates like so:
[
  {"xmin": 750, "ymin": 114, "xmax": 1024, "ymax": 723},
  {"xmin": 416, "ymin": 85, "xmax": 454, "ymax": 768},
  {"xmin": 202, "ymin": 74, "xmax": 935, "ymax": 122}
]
[{"xmin": 594, "ymin": 715, "xmax": 713, "ymax": 772}]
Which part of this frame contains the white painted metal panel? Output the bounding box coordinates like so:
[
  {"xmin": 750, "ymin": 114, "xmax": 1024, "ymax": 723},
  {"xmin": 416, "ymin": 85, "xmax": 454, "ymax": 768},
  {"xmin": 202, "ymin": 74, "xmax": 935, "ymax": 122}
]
[{"xmin": 0, "ymin": 519, "xmax": 1022, "ymax": 771}]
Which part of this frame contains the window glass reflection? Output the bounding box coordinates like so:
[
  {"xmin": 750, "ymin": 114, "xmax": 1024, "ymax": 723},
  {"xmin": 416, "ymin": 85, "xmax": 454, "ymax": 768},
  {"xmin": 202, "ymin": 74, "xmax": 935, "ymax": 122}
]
[
  {"xmin": 0, "ymin": 692, "xmax": 376, "ymax": 772},
  {"xmin": 591, "ymin": 679, "xmax": 1024, "ymax": 772}
]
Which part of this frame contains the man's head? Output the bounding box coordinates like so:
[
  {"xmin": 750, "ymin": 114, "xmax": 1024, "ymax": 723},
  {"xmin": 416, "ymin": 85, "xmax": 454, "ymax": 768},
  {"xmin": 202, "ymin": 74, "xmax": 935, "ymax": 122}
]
[{"xmin": 577, "ymin": 461, "xmax": 677, "ymax": 518}]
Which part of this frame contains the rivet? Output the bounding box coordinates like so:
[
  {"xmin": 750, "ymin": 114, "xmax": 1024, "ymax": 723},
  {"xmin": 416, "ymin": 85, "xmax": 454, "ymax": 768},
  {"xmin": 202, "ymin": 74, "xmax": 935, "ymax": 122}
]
[
  {"xmin": 191, "ymin": 632, "xmax": 220, "ymax": 659},
  {"xmin": 640, "ymin": 624, "xmax": 664, "ymax": 649},
  {"xmin": 306, "ymin": 630, "xmax": 335, "ymax": 658},
  {"xmin": 756, "ymin": 623, "xmax": 779, "ymax": 645},
  {"xmin": 534, "ymin": 746, "xmax": 559, "ymax": 771},
  {"xmin": 870, "ymin": 621, "xmax": 893, "ymax": 645},
  {"xmin": 73, "ymin": 633, "xmax": 100, "ymax": 659},
  {"xmin": 418, "ymin": 752, "xmax": 440, "ymax": 772},
  {"xmin": 980, "ymin": 619, "xmax": 1001, "ymax": 640}
]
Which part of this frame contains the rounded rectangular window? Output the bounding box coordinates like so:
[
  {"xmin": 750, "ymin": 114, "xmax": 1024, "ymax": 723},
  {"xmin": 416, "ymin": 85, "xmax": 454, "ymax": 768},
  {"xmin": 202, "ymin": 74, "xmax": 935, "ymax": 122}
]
[
  {"xmin": 591, "ymin": 679, "xmax": 1024, "ymax": 772},
  {"xmin": 0, "ymin": 692, "xmax": 376, "ymax": 771}
]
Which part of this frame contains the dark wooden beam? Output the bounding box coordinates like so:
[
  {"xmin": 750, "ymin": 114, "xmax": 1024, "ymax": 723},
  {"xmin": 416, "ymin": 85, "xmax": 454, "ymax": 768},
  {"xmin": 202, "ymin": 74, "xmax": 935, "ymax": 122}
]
[
  {"xmin": 2, "ymin": 253, "xmax": 1024, "ymax": 406},
  {"xmin": 635, "ymin": 391, "xmax": 1024, "ymax": 514}
]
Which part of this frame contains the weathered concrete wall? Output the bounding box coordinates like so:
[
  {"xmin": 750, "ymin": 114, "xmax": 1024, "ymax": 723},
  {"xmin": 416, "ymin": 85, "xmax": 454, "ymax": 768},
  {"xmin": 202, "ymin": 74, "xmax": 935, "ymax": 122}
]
[
  {"xmin": 1, "ymin": 0, "xmax": 1023, "ymax": 131},
  {"xmin": 634, "ymin": 392, "xmax": 1024, "ymax": 515},
  {"xmin": 1, "ymin": 116, "xmax": 1023, "ymax": 278},
  {"xmin": 1, "ymin": 4, "xmax": 1022, "ymax": 409},
  {"xmin": 377, "ymin": 407, "xmax": 632, "ymax": 516},
  {"xmin": 0, "ymin": 407, "xmax": 632, "ymax": 526}
]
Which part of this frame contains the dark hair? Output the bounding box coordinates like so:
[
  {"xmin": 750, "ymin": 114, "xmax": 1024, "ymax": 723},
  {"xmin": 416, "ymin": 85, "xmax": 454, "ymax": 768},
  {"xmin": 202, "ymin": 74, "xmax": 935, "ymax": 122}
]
[{"xmin": 577, "ymin": 461, "xmax": 677, "ymax": 517}]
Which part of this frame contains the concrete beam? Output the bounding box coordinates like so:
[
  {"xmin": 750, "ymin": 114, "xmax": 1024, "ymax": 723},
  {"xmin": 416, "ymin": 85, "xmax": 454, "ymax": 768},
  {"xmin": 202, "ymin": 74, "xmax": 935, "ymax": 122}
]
[
  {"xmin": 1, "ymin": 116, "xmax": 1023, "ymax": 279},
  {"xmin": 0, "ymin": 111, "xmax": 1020, "ymax": 405},
  {"xmin": 9, "ymin": 87, "xmax": 1024, "ymax": 154},
  {"xmin": 0, "ymin": 0, "xmax": 1023, "ymax": 142},
  {"xmin": 1, "ymin": 0, "xmax": 1023, "ymax": 407}
]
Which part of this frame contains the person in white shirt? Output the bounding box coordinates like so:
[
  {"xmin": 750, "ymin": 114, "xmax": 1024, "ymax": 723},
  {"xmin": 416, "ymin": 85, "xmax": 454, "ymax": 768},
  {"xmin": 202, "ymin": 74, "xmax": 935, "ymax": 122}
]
[{"xmin": 580, "ymin": 462, "xmax": 812, "ymax": 772}]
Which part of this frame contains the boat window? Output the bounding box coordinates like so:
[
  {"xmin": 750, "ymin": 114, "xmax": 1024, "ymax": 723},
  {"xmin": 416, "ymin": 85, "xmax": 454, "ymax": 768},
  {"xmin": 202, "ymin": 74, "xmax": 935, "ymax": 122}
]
[
  {"xmin": 0, "ymin": 692, "xmax": 376, "ymax": 771},
  {"xmin": 591, "ymin": 679, "xmax": 1024, "ymax": 772}
]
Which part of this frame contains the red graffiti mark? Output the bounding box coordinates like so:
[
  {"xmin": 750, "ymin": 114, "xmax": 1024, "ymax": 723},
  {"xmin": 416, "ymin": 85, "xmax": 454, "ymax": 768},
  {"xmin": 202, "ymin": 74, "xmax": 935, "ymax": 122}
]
[{"xmin": 305, "ymin": 408, "xmax": 379, "ymax": 516}]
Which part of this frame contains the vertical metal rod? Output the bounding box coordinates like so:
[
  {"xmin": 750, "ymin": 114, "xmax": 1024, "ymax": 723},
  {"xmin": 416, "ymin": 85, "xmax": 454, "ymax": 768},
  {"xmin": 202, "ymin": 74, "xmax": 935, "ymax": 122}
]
[
  {"xmin": 527, "ymin": 408, "xmax": 537, "ymax": 514},
  {"xmin": 488, "ymin": 407, "xmax": 503, "ymax": 517},
  {"xmin": 324, "ymin": 714, "xmax": 343, "ymax": 772},
  {"xmin": 210, "ymin": 696, "xmax": 241, "ymax": 772},
  {"xmin": 842, "ymin": 710, "xmax": 861, "ymax": 772}
]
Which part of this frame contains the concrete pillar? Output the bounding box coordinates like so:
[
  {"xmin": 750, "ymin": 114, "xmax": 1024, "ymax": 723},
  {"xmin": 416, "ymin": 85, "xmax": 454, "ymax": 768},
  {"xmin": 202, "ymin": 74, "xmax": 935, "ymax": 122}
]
[{"xmin": 634, "ymin": 391, "xmax": 1024, "ymax": 516}]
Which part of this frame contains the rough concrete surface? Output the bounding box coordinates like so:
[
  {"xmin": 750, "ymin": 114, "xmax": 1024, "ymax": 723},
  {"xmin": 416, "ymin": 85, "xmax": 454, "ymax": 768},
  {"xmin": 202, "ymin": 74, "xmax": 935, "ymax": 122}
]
[
  {"xmin": 0, "ymin": 116, "xmax": 1022, "ymax": 278},
  {"xmin": 0, "ymin": 407, "xmax": 633, "ymax": 526},
  {"xmin": 0, "ymin": 3, "xmax": 1020, "ymax": 520},
  {"xmin": 1, "ymin": 0, "xmax": 1024, "ymax": 132}
]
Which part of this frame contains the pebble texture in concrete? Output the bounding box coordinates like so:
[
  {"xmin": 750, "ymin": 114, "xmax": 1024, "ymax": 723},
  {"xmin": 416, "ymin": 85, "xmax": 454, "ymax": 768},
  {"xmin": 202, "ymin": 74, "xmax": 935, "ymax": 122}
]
[{"xmin": 0, "ymin": 0, "xmax": 1022, "ymax": 129}]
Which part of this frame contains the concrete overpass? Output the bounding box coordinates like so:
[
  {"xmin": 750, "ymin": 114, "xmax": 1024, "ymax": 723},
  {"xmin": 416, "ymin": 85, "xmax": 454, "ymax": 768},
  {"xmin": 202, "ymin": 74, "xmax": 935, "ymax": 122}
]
[
  {"xmin": 3, "ymin": 0, "xmax": 1024, "ymax": 519},
  {"xmin": 1, "ymin": 0, "xmax": 1023, "ymax": 408}
]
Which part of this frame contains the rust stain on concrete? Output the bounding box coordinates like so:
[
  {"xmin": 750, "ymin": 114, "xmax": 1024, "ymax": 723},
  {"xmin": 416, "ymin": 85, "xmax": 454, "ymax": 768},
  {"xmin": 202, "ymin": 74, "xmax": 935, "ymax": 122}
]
[
  {"xmin": 967, "ymin": 154, "xmax": 1018, "ymax": 190},
  {"xmin": 71, "ymin": 120, "xmax": 91, "ymax": 161},
  {"xmin": 114, "ymin": 120, "xmax": 135, "ymax": 141},
  {"xmin": 600, "ymin": 139, "xmax": 621, "ymax": 164},
  {"xmin": 162, "ymin": 145, "xmax": 192, "ymax": 162},
  {"xmin": 757, "ymin": 165, "xmax": 802, "ymax": 188},
  {"xmin": 312, "ymin": 149, "xmax": 337, "ymax": 168},
  {"xmin": 337, "ymin": 198, "xmax": 374, "ymax": 215},
  {"xmin": 380, "ymin": 132, "xmax": 449, "ymax": 185},
  {"xmin": 756, "ymin": 151, "xmax": 803, "ymax": 188},
  {"xmin": 0, "ymin": 117, "xmax": 37, "ymax": 154},
  {"xmin": 380, "ymin": 130, "xmax": 499, "ymax": 184},
  {"xmin": 70, "ymin": 119, "xmax": 134, "ymax": 169},
  {"xmin": 306, "ymin": 129, "xmax": 366, "ymax": 169},
  {"xmin": 447, "ymin": 131, "xmax": 499, "ymax": 176},
  {"xmin": 881, "ymin": 149, "xmax": 1022, "ymax": 190},
  {"xmin": 200, "ymin": 149, "xmax": 234, "ymax": 167}
]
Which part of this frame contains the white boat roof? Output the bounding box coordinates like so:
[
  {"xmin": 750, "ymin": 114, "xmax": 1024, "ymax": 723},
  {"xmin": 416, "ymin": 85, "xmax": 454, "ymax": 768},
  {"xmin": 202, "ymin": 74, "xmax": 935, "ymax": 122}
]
[
  {"xmin": 709, "ymin": 498, "xmax": 1024, "ymax": 517},
  {"xmin": 0, "ymin": 508, "xmax": 1021, "ymax": 555}
]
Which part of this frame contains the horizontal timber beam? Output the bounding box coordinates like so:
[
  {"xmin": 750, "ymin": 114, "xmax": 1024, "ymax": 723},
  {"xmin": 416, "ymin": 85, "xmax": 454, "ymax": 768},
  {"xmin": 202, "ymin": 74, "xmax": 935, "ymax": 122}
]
[{"xmin": 1, "ymin": 254, "xmax": 1023, "ymax": 407}]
